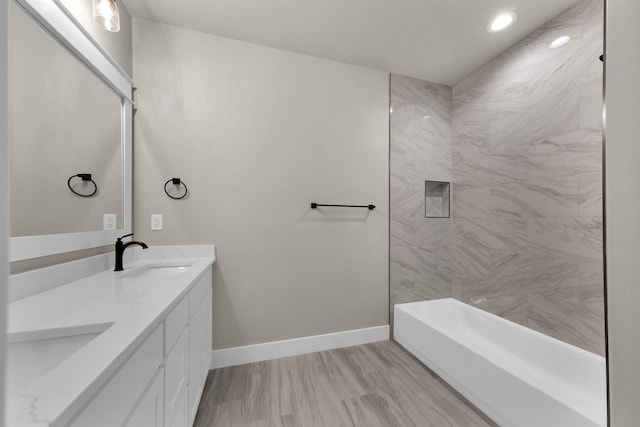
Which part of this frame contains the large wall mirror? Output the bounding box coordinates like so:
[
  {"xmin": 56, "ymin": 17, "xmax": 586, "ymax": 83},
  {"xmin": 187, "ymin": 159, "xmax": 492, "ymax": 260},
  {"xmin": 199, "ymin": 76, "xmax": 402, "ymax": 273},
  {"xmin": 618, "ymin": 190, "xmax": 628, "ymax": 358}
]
[{"xmin": 9, "ymin": 0, "xmax": 133, "ymax": 261}]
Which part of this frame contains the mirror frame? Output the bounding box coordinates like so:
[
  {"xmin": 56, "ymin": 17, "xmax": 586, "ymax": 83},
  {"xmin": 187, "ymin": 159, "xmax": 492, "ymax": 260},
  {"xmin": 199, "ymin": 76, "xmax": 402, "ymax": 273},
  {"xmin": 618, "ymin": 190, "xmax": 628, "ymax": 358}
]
[{"xmin": 9, "ymin": 0, "xmax": 133, "ymax": 261}]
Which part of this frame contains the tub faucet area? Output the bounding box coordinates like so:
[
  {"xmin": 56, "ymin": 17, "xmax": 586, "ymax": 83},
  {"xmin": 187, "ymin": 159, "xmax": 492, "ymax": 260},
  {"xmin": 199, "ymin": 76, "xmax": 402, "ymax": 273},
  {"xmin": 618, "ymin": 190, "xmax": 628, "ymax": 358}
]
[{"xmin": 114, "ymin": 233, "xmax": 148, "ymax": 271}]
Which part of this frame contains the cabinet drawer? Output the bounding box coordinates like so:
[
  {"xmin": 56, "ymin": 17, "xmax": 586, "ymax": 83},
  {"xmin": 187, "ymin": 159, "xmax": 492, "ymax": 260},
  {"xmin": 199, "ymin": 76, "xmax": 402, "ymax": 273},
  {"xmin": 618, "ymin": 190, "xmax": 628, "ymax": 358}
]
[
  {"xmin": 189, "ymin": 269, "xmax": 211, "ymax": 318},
  {"xmin": 165, "ymin": 326, "xmax": 189, "ymax": 425},
  {"xmin": 70, "ymin": 325, "xmax": 163, "ymax": 427},
  {"xmin": 165, "ymin": 296, "xmax": 188, "ymax": 355}
]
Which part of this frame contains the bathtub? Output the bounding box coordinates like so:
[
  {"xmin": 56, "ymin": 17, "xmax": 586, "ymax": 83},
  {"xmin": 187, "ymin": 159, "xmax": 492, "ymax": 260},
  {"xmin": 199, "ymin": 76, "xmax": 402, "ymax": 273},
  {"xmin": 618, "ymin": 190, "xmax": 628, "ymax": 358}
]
[{"xmin": 394, "ymin": 298, "xmax": 606, "ymax": 427}]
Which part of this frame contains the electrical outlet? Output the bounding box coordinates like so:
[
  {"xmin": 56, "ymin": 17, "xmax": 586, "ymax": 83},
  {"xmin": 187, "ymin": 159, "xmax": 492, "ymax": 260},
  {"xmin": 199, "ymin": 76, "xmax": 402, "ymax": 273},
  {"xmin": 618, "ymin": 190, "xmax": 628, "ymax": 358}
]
[
  {"xmin": 151, "ymin": 214, "xmax": 163, "ymax": 231},
  {"xmin": 103, "ymin": 214, "xmax": 116, "ymax": 230}
]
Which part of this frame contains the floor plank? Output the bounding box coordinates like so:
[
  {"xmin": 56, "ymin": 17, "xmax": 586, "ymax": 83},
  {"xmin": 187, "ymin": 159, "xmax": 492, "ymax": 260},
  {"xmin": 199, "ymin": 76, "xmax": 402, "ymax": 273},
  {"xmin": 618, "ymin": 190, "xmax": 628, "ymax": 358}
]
[{"xmin": 194, "ymin": 340, "xmax": 496, "ymax": 427}]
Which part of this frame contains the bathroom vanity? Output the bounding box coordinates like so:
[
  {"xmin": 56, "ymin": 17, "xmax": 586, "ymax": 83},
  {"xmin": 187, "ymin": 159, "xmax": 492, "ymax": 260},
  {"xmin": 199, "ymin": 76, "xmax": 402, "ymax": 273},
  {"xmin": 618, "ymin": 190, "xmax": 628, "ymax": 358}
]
[{"xmin": 8, "ymin": 246, "xmax": 215, "ymax": 427}]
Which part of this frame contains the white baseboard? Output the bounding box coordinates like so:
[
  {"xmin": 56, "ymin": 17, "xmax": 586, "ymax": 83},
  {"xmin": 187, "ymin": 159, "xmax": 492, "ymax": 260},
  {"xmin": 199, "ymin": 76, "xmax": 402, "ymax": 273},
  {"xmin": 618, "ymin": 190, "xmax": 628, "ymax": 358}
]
[{"xmin": 210, "ymin": 325, "xmax": 390, "ymax": 369}]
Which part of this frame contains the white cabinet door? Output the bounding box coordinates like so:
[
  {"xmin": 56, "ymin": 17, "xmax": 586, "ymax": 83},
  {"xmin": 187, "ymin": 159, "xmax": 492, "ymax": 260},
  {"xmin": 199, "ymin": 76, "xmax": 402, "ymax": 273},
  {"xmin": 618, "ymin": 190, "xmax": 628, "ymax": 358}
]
[
  {"xmin": 188, "ymin": 288, "xmax": 212, "ymax": 425},
  {"xmin": 202, "ymin": 289, "xmax": 212, "ymax": 378},
  {"xmin": 170, "ymin": 388, "xmax": 189, "ymax": 427},
  {"xmin": 165, "ymin": 326, "xmax": 189, "ymax": 425},
  {"xmin": 165, "ymin": 297, "xmax": 189, "ymax": 357},
  {"xmin": 124, "ymin": 368, "xmax": 164, "ymax": 427},
  {"xmin": 188, "ymin": 296, "xmax": 205, "ymax": 425}
]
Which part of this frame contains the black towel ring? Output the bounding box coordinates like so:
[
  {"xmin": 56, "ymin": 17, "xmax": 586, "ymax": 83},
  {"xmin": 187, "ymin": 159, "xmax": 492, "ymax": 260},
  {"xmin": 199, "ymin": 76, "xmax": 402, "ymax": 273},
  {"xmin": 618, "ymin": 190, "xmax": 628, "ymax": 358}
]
[
  {"xmin": 164, "ymin": 178, "xmax": 188, "ymax": 200},
  {"xmin": 67, "ymin": 173, "xmax": 98, "ymax": 197}
]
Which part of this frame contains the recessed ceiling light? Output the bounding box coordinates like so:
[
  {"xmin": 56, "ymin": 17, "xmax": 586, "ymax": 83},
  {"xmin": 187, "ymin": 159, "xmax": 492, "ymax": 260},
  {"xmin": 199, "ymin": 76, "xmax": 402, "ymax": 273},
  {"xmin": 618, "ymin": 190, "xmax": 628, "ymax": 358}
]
[
  {"xmin": 549, "ymin": 36, "xmax": 571, "ymax": 48},
  {"xmin": 488, "ymin": 12, "xmax": 518, "ymax": 33}
]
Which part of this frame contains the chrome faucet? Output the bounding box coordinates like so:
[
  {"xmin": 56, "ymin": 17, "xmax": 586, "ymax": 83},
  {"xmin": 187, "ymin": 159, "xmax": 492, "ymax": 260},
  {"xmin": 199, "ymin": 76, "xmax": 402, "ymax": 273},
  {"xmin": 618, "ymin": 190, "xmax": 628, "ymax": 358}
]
[{"xmin": 114, "ymin": 233, "xmax": 148, "ymax": 271}]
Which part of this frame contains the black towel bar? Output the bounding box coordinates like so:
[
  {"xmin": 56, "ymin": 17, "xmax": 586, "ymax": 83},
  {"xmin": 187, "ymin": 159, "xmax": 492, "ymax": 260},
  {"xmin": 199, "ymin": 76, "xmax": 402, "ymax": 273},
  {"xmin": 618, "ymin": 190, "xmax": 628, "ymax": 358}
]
[{"xmin": 311, "ymin": 203, "xmax": 375, "ymax": 210}]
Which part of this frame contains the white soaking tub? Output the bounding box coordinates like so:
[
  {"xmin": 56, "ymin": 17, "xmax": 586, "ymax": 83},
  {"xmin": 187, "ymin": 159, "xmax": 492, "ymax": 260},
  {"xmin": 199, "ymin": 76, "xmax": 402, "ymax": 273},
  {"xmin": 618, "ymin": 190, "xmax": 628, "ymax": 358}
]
[{"xmin": 394, "ymin": 298, "xmax": 606, "ymax": 427}]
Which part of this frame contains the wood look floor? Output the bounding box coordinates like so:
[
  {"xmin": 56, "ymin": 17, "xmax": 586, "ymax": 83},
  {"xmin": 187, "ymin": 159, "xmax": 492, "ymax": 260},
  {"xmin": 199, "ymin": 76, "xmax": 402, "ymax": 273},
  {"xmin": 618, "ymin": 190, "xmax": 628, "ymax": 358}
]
[{"xmin": 193, "ymin": 340, "xmax": 496, "ymax": 427}]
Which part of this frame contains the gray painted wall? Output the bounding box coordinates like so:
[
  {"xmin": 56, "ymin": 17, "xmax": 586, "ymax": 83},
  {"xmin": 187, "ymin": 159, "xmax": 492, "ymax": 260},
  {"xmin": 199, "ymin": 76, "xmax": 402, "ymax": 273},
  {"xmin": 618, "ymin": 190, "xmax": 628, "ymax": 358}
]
[
  {"xmin": 132, "ymin": 18, "xmax": 390, "ymax": 350},
  {"xmin": 605, "ymin": 0, "xmax": 640, "ymax": 423}
]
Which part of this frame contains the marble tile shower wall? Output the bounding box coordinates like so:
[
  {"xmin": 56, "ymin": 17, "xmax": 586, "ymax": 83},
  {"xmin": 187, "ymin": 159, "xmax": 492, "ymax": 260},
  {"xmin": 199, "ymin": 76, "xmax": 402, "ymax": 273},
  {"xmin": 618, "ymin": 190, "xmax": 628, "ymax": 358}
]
[
  {"xmin": 451, "ymin": 0, "xmax": 604, "ymax": 355},
  {"xmin": 390, "ymin": 75, "xmax": 453, "ymax": 318}
]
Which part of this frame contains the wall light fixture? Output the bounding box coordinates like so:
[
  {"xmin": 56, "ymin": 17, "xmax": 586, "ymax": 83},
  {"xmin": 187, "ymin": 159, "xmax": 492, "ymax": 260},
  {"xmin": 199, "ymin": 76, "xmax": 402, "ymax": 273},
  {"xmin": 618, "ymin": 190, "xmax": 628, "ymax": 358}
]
[{"xmin": 93, "ymin": 0, "xmax": 120, "ymax": 32}]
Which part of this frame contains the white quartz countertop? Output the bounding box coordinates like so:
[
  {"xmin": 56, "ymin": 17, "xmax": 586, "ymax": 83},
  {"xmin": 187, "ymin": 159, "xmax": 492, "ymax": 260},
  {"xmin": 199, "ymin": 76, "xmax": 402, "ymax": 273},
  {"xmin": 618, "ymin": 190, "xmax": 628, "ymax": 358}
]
[{"xmin": 7, "ymin": 246, "xmax": 216, "ymax": 427}]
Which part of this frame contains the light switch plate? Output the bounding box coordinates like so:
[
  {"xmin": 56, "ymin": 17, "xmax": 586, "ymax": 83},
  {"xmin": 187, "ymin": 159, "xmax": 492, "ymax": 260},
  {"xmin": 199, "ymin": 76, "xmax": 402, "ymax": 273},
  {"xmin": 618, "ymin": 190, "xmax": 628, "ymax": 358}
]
[
  {"xmin": 103, "ymin": 214, "xmax": 116, "ymax": 230},
  {"xmin": 151, "ymin": 214, "xmax": 163, "ymax": 231}
]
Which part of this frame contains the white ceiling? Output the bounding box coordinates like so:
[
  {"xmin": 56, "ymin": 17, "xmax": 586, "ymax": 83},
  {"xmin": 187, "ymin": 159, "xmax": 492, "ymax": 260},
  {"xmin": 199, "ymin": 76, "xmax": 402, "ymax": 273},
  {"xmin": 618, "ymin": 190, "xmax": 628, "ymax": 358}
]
[{"xmin": 121, "ymin": 0, "xmax": 579, "ymax": 86}]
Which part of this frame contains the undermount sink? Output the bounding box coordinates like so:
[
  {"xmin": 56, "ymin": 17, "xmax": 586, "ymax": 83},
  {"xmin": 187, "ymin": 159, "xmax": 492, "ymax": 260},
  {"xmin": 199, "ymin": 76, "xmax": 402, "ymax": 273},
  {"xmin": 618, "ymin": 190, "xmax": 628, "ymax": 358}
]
[
  {"xmin": 123, "ymin": 264, "xmax": 192, "ymax": 278},
  {"xmin": 7, "ymin": 322, "xmax": 115, "ymax": 396}
]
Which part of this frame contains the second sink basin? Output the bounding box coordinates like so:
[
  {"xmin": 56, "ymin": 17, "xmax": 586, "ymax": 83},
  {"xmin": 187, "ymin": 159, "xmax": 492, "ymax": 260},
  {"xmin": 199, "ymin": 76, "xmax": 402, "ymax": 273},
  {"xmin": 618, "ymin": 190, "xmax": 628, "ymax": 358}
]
[
  {"xmin": 123, "ymin": 264, "xmax": 192, "ymax": 278},
  {"xmin": 7, "ymin": 322, "xmax": 115, "ymax": 397}
]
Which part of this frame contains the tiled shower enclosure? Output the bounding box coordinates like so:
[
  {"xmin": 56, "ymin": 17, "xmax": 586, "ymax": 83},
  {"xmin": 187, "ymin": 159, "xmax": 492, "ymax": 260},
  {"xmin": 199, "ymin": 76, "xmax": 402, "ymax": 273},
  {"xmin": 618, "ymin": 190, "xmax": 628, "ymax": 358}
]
[{"xmin": 390, "ymin": 0, "xmax": 604, "ymax": 355}]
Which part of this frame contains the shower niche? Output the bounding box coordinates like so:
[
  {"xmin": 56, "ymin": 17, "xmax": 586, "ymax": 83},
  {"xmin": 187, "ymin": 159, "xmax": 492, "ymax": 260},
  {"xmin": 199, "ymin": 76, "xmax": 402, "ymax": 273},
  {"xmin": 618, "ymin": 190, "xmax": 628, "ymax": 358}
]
[{"xmin": 425, "ymin": 181, "xmax": 450, "ymax": 218}]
